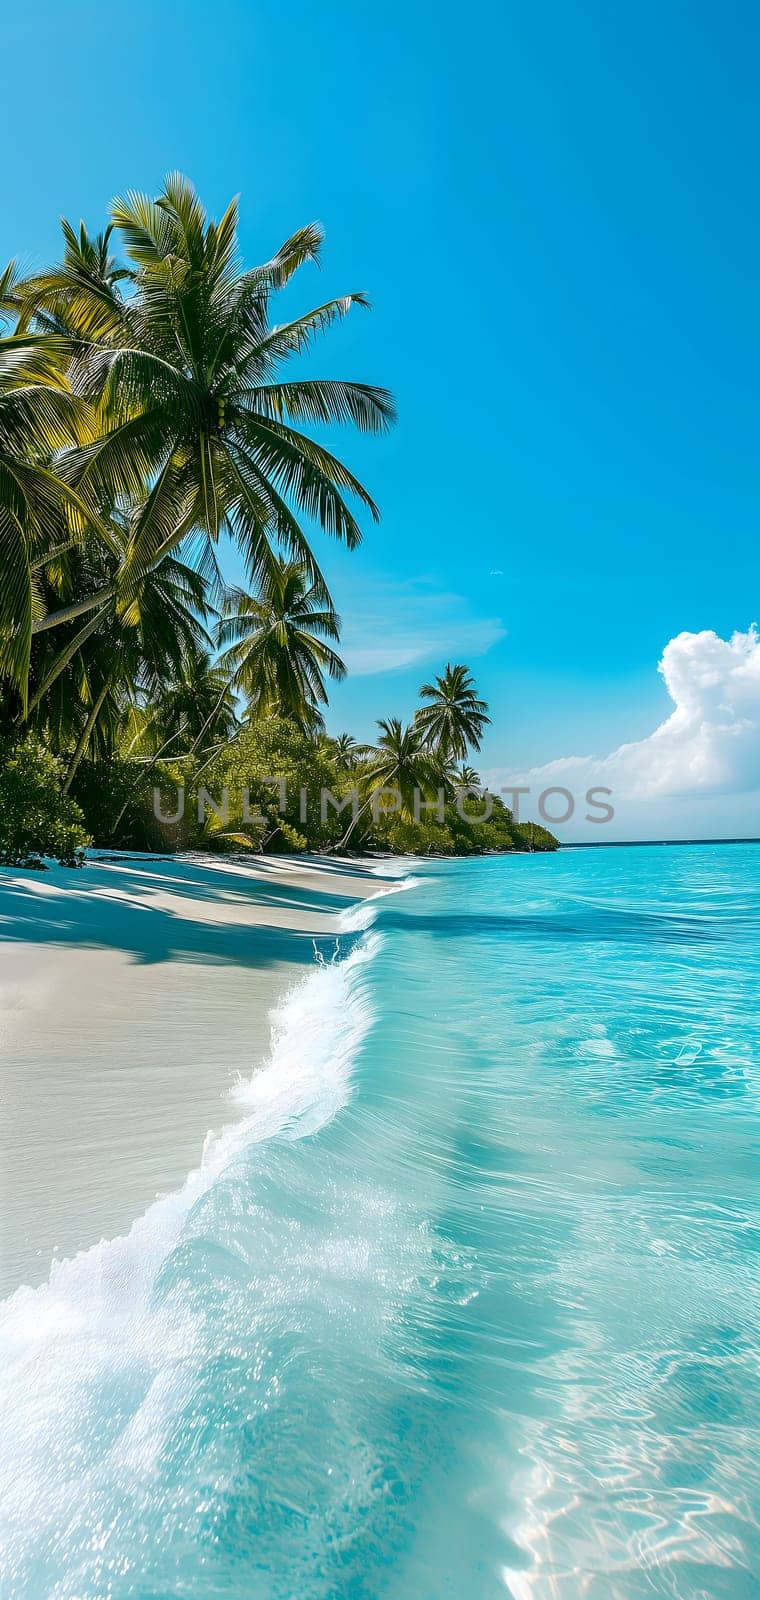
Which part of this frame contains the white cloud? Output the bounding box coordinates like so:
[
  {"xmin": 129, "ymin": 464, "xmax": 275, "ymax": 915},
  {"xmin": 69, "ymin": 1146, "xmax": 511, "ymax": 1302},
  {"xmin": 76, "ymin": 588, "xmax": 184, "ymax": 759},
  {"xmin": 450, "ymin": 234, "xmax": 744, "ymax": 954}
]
[
  {"xmin": 338, "ymin": 577, "xmax": 505, "ymax": 677},
  {"xmin": 485, "ymin": 626, "xmax": 760, "ymax": 838}
]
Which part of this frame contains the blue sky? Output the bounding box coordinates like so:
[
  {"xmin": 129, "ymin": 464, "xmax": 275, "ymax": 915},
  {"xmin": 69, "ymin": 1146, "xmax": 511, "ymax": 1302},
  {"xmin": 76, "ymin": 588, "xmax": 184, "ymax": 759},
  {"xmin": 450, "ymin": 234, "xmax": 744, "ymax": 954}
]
[{"xmin": 3, "ymin": 1, "xmax": 759, "ymax": 836}]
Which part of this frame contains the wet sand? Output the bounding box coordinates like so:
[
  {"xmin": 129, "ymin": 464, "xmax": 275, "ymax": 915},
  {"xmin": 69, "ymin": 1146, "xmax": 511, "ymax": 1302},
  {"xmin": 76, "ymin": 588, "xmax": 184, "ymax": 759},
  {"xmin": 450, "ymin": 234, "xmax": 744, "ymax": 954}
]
[{"xmin": 0, "ymin": 852, "xmax": 377, "ymax": 1296}]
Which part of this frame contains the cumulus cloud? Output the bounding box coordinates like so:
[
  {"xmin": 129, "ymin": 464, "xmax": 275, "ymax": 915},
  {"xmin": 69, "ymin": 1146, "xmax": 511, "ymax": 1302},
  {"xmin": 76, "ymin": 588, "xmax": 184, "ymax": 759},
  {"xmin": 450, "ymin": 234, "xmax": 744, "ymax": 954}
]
[
  {"xmin": 485, "ymin": 627, "xmax": 760, "ymax": 836},
  {"xmin": 528, "ymin": 626, "xmax": 760, "ymax": 798}
]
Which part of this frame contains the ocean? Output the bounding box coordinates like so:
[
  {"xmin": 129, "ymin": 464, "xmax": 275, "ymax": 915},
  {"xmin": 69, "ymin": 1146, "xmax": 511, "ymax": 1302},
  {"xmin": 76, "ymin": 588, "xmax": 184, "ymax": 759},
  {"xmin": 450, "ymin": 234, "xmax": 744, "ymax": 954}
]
[{"xmin": 1, "ymin": 844, "xmax": 758, "ymax": 1598}]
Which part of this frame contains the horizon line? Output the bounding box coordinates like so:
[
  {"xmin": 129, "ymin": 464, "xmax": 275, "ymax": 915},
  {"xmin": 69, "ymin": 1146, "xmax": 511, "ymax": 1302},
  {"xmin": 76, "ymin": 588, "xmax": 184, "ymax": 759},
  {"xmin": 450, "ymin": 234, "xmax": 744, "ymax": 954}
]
[{"xmin": 561, "ymin": 836, "xmax": 760, "ymax": 849}]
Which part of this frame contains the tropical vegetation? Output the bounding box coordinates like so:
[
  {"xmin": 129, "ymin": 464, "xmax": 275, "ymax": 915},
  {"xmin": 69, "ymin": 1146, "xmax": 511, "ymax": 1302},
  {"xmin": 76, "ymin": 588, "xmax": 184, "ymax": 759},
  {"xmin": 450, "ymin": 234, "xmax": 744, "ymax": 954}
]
[{"xmin": 0, "ymin": 176, "xmax": 557, "ymax": 864}]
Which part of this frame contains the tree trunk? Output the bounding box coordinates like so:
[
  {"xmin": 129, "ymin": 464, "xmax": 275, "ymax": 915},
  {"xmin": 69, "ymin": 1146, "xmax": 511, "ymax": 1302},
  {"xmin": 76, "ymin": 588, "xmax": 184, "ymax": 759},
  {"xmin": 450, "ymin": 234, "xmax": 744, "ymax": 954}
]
[
  {"xmin": 23, "ymin": 606, "xmax": 109, "ymax": 721},
  {"xmin": 188, "ymin": 675, "xmax": 236, "ymax": 756},
  {"xmin": 336, "ymin": 792, "xmax": 374, "ymax": 851},
  {"xmin": 107, "ymin": 725, "xmax": 189, "ymax": 843},
  {"xmin": 31, "ymin": 584, "xmax": 116, "ymax": 634},
  {"xmin": 30, "ymin": 540, "xmax": 79, "ymax": 571},
  {"xmin": 63, "ymin": 681, "xmax": 110, "ymax": 794}
]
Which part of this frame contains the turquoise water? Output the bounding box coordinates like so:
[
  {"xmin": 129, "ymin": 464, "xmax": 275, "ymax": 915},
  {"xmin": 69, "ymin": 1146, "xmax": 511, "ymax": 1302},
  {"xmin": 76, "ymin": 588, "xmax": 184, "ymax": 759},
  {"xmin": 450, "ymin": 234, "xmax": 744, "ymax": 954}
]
[{"xmin": 2, "ymin": 844, "xmax": 759, "ymax": 1598}]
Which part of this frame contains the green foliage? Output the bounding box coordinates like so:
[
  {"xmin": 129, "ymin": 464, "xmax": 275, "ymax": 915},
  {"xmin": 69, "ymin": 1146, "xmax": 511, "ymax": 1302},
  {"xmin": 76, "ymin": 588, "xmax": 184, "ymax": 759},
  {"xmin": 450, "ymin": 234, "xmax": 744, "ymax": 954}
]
[
  {"xmin": 273, "ymin": 820, "xmax": 310, "ymax": 854},
  {"xmin": 217, "ymin": 560, "xmax": 345, "ymax": 730},
  {"xmin": 414, "ymin": 664, "xmax": 491, "ymax": 759},
  {"xmin": 376, "ymin": 815, "xmax": 457, "ymax": 855},
  {"xmin": 70, "ymin": 756, "xmax": 192, "ymax": 851},
  {"xmin": 0, "ymin": 733, "xmax": 90, "ymax": 866},
  {"xmin": 0, "ymin": 175, "xmax": 563, "ymax": 872},
  {"xmin": 193, "ymin": 717, "xmax": 348, "ymax": 853},
  {"xmin": 0, "ymin": 338, "xmax": 96, "ymax": 699},
  {"xmin": 19, "ymin": 712, "xmax": 560, "ymax": 861},
  {"xmin": 373, "ymin": 792, "xmax": 547, "ymax": 856},
  {"xmin": 2, "ymin": 175, "xmax": 393, "ymax": 705},
  {"xmin": 511, "ymin": 821, "xmax": 560, "ymax": 851},
  {"xmin": 166, "ymin": 716, "xmax": 560, "ymax": 858}
]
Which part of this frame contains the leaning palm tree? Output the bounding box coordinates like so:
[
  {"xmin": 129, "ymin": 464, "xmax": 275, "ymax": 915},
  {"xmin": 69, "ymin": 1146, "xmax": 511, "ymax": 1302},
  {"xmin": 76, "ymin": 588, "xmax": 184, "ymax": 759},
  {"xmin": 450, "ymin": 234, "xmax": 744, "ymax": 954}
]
[
  {"xmin": 414, "ymin": 663, "xmax": 490, "ymax": 760},
  {"xmin": 17, "ymin": 175, "xmax": 395, "ymax": 641},
  {"xmin": 371, "ymin": 718, "xmax": 446, "ymax": 813},
  {"xmin": 217, "ymin": 558, "xmax": 345, "ymax": 730}
]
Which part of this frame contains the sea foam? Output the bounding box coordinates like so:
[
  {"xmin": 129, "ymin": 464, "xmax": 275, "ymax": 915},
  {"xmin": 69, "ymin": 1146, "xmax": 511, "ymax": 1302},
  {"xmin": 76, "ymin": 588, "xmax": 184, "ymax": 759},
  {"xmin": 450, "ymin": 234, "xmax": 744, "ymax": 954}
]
[
  {"xmin": 0, "ymin": 884, "xmax": 388, "ymax": 1561},
  {"xmin": 0, "ymin": 868, "xmax": 441, "ymax": 1600}
]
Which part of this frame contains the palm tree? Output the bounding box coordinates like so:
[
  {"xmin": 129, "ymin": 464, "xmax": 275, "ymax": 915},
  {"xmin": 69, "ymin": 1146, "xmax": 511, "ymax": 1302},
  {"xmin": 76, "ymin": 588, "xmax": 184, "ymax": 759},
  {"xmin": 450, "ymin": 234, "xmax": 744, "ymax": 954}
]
[
  {"xmin": 28, "ymin": 534, "xmax": 213, "ymax": 788},
  {"xmin": 372, "ymin": 716, "xmax": 447, "ymax": 811},
  {"xmin": 414, "ymin": 663, "xmax": 490, "ymax": 760},
  {"xmin": 131, "ymin": 643, "xmax": 239, "ymax": 756},
  {"xmin": 16, "ymin": 221, "xmax": 133, "ymax": 343},
  {"xmin": 105, "ymin": 641, "xmax": 241, "ymax": 843},
  {"xmin": 65, "ymin": 552, "xmax": 215, "ymax": 790},
  {"xmin": 337, "ymin": 717, "xmax": 446, "ymax": 849},
  {"xmin": 0, "ymin": 334, "xmax": 102, "ymax": 698},
  {"xmin": 16, "ymin": 175, "xmax": 395, "ymax": 642},
  {"xmin": 452, "ymin": 762, "xmax": 482, "ymax": 789},
  {"xmin": 331, "ymin": 731, "xmax": 371, "ymax": 771},
  {"xmin": 217, "ymin": 558, "xmax": 345, "ymax": 730}
]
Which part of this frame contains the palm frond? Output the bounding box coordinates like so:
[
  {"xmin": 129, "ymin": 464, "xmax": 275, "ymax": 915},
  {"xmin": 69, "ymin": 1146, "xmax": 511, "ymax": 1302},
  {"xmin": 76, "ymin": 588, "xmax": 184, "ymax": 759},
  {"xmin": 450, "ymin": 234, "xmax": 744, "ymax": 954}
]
[{"xmin": 249, "ymin": 379, "xmax": 396, "ymax": 433}]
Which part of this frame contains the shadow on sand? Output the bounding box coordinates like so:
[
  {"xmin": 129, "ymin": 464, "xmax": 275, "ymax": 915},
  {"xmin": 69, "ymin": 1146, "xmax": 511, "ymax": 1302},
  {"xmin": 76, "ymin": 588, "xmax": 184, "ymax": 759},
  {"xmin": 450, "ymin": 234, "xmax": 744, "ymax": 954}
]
[{"xmin": 0, "ymin": 855, "xmax": 368, "ymax": 970}]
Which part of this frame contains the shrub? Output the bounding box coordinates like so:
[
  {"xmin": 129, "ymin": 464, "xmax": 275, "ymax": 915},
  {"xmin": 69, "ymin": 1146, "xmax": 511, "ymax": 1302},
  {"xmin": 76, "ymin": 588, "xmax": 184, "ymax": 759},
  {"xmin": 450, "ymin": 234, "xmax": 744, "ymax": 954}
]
[
  {"xmin": 0, "ymin": 734, "xmax": 91, "ymax": 867},
  {"xmin": 378, "ymin": 815, "xmax": 456, "ymax": 855},
  {"xmin": 71, "ymin": 757, "xmax": 193, "ymax": 851},
  {"xmin": 447, "ymin": 792, "xmax": 516, "ymax": 853},
  {"xmin": 195, "ymin": 718, "xmax": 348, "ymax": 853},
  {"xmin": 511, "ymin": 821, "xmax": 560, "ymax": 851}
]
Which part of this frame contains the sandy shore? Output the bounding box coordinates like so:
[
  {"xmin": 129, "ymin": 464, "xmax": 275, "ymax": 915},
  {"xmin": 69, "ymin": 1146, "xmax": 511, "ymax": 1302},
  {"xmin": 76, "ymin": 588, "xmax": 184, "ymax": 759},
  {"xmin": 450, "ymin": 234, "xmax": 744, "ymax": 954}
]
[{"xmin": 0, "ymin": 852, "xmax": 378, "ymax": 1297}]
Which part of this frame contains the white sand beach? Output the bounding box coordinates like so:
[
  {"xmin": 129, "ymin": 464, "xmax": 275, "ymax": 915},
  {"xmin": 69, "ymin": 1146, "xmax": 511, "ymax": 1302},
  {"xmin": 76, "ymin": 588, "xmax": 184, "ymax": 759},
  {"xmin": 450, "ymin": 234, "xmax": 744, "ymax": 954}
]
[{"xmin": 0, "ymin": 852, "xmax": 377, "ymax": 1297}]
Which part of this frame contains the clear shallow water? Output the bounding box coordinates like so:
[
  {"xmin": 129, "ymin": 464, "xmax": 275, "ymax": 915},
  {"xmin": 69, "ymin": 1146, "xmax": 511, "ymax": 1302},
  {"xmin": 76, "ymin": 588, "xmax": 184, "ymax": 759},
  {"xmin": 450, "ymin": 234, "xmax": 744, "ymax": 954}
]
[{"xmin": 1, "ymin": 844, "xmax": 759, "ymax": 1599}]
